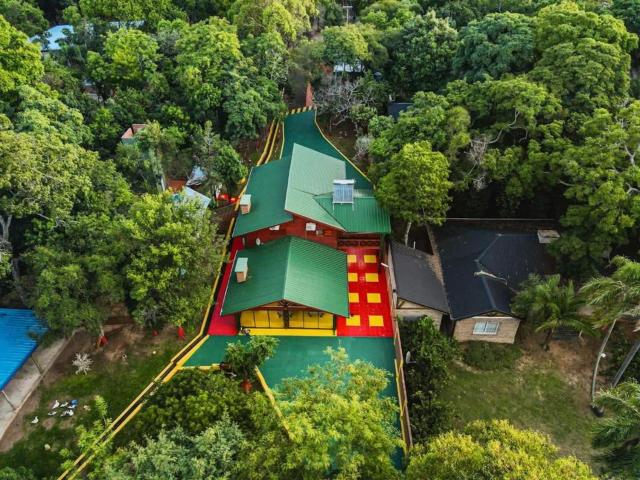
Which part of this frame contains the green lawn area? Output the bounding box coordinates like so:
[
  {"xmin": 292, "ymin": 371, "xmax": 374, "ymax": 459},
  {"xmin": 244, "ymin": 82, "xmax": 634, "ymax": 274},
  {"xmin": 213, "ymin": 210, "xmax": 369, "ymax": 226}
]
[
  {"xmin": 0, "ymin": 334, "xmax": 185, "ymax": 479},
  {"xmin": 442, "ymin": 361, "xmax": 598, "ymax": 465}
]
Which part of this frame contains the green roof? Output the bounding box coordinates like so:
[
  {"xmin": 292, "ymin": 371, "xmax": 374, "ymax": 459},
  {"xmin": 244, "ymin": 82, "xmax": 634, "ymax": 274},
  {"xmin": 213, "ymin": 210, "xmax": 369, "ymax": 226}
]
[
  {"xmin": 233, "ymin": 160, "xmax": 292, "ymax": 237},
  {"xmin": 315, "ymin": 190, "xmax": 392, "ymax": 234},
  {"xmin": 221, "ymin": 236, "xmax": 349, "ymax": 317},
  {"xmin": 233, "ymin": 143, "xmax": 390, "ymax": 237}
]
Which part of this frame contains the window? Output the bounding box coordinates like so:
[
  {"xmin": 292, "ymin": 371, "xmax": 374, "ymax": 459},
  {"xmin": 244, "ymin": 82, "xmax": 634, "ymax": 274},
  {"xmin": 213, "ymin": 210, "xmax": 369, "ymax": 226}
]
[
  {"xmin": 473, "ymin": 321, "xmax": 499, "ymax": 335},
  {"xmin": 305, "ymin": 222, "xmax": 317, "ymax": 232}
]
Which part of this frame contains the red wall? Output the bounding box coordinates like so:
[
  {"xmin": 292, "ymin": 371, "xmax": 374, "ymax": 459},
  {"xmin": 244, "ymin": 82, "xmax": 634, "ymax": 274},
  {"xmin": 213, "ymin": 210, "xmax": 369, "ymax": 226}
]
[{"xmin": 244, "ymin": 214, "xmax": 339, "ymax": 248}]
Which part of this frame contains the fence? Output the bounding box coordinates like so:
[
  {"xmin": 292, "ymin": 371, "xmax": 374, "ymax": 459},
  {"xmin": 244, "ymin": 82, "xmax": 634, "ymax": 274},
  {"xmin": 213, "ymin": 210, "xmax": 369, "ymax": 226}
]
[{"xmin": 393, "ymin": 319, "xmax": 412, "ymax": 451}]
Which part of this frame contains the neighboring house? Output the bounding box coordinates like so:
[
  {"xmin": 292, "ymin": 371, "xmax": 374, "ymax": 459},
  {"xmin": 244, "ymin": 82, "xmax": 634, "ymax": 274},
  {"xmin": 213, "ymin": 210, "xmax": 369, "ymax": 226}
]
[
  {"xmin": 386, "ymin": 102, "xmax": 412, "ymax": 120},
  {"xmin": 389, "ymin": 223, "xmax": 556, "ymax": 344},
  {"xmin": 172, "ymin": 186, "xmax": 212, "ymax": 212},
  {"xmin": 223, "ymin": 142, "xmax": 391, "ymax": 332},
  {"xmin": 388, "ymin": 241, "xmax": 448, "ymax": 330}
]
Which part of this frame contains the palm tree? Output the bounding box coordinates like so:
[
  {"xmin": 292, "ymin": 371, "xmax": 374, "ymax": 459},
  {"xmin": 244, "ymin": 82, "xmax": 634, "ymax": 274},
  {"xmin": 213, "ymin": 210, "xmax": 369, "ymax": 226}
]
[
  {"xmin": 581, "ymin": 257, "xmax": 640, "ymax": 402},
  {"xmin": 592, "ymin": 381, "xmax": 640, "ymax": 477},
  {"xmin": 512, "ymin": 274, "xmax": 593, "ymax": 350}
]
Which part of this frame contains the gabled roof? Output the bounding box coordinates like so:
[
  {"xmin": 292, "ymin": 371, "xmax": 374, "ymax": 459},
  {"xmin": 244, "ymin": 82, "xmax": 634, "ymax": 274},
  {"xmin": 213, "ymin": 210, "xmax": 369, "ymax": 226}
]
[
  {"xmin": 390, "ymin": 242, "xmax": 449, "ymax": 313},
  {"xmin": 434, "ymin": 225, "xmax": 555, "ymax": 321},
  {"xmin": 233, "ymin": 143, "xmax": 390, "ymax": 237},
  {"xmin": 221, "ymin": 236, "xmax": 349, "ymax": 317},
  {"xmin": 233, "ymin": 160, "xmax": 293, "ymax": 237}
]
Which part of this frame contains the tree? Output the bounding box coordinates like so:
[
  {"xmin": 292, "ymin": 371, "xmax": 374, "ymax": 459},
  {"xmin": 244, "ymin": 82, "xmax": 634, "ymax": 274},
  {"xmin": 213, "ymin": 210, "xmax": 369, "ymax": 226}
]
[
  {"xmin": 88, "ymin": 29, "xmax": 160, "ymax": 90},
  {"xmin": 549, "ymin": 103, "xmax": 640, "ymax": 273},
  {"xmin": 322, "ymin": 24, "xmax": 371, "ymax": 66},
  {"xmin": 375, "ymin": 141, "xmax": 452, "ymax": 244},
  {"xmin": 126, "ymin": 369, "xmax": 262, "ymax": 444},
  {"xmin": 368, "ymin": 91, "xmax": 470, "ymax": 163},
  {"xmin": 385, "ymin": 12, "xmax": 459, "ymax": 95},
  {"xmin": 119, "ymin": 193, "xmax": 224, "ymax": 330},
  {"xmin": 406, "ymin": 419, "xmax": 597, "ymax": 479},
  {"xmin": 511, "ymin": 274, "xmax": 592, "ymax": 349},
  {"xmin": 592, "ymin": 381, "xmax": 640, "ymax": 478},
  {"xmin": 192, "ymin": 121, "xmax": 248, "ymax": 196},
  {"xmin": 581, "ymin": 257, "xmax": 640, "ymax": 401},
  {"xmin": 0, "ymin": 15, "xmax": 43, "ymax": 100},
  {"xmin": 0, "ymin": 130, "xmax": 95, "ymax": 296},
  {"xmin": 611, "ymin": 0, "xmax": 640, "ymax": 35},
  {"xmin": 174, "ymin": 18, "xmax": 242, "ymax": 122},
  {"xmin": 0, "ymin": 466, "xmax": 37, "ymax": 480},
  {"xmin": 0, "ymin": 0, "xmax": 48, "ymax": 37},
  {"xmin": 274, "ymin": 348, "xmax": 402, "ymax": 479},
  {"xmin": 241, "ymin": 31, "xmax": 289, "ymax": 85},
  {"xmin": 74, "ymin": 0, "xmax": 183, "ymax": 29},
  {"xmin": 97, "ymin": 419, "xmax": 245, "ymax": 480},
  {"xmin": 454, "ymin": 12, "xmax": 536, "ymax": 81},
  {"xmin": 230, "ymin": 0, "xmax": 317, "ymax": 43},
  {"xmin": 361, "ymin": 0, "xmax": 420, "ymax": 31},
  {"xmin": 223, "ymin": 336, "xmax": 278, "ymax": 391},
  {"xmin": 531, "ymin": 2, "xmax": 637, "ymax": 114}
]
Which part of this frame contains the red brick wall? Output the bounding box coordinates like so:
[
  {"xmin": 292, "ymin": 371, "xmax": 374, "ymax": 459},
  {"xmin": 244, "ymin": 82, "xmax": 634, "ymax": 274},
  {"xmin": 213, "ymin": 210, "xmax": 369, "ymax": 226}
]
[{"xmin": 243, "ymin": 214, "xmax": 339, "ymax": 248}]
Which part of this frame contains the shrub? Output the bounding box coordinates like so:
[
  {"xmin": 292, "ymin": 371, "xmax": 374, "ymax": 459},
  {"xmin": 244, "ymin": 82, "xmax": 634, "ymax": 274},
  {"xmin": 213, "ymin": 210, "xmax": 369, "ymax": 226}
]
[
  {"xmin": 399, "ymin": 317, "xmax": 458, "ymax": 442},
  {"xmin": 462, "ymin": 342, "xmax": 522, "ymax": 370},
  {"xmin": 121, "ymin": 369, "xmax": 264, "ymax": 445},
  {"xmin": 604, "ymin": 329, "xmax": 640, "ymax": 382}
]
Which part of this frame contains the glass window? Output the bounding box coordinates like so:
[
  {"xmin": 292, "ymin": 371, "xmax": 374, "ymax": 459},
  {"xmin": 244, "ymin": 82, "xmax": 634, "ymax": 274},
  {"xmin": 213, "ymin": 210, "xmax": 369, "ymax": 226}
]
[{"xmin": 473, "ymin": 321, "xmax": 499, "ymax": 335}]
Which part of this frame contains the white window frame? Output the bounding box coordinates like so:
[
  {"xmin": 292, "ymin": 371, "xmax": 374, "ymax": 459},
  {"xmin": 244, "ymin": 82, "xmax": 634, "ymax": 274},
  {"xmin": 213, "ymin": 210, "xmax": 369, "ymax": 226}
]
[{"xmin": 473, "ymin": 320, "xmax": 500, "ymax": 335}]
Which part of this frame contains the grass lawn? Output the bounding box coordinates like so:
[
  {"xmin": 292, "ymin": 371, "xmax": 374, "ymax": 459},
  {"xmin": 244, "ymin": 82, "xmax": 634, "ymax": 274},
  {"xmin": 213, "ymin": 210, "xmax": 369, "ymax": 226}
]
[
  {"xmin": 0, "ymin": 332, "xmax": 185, "ymax": 479},
  {"xmin": 442, "ymin": 360, "xmax": 598, "ymax": 465}
]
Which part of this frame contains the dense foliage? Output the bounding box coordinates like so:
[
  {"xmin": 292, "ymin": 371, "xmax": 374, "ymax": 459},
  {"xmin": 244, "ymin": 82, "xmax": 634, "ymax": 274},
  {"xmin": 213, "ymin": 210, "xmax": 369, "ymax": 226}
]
[
  {"xmin": 406, "ymin": 419, "xmax": 597, "ymax": 479},
  {"xmin": 399, "ymin": 317, "xmax": 458, "ymax": 443}
]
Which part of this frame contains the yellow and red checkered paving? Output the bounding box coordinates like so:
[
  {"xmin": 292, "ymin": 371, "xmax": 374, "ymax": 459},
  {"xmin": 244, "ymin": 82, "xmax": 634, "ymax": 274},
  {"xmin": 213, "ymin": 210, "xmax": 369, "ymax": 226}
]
[{"xmin": 337, "ymin": 247, "xmax": 393, "ymax": 337}]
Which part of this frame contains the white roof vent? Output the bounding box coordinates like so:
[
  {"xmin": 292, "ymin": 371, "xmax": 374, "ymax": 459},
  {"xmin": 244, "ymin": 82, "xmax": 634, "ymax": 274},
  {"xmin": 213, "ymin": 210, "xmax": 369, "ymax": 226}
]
[
  {"xmin": 239, "ymin": 194, "xmax": 252, "ymax": 214},
  {"xmin": 537, "ymin": 229, "xmax": 559, "ymax": 244},
  {"xmin": 333, "ymin": 179, "xmax": 355, "ymax": 204}
]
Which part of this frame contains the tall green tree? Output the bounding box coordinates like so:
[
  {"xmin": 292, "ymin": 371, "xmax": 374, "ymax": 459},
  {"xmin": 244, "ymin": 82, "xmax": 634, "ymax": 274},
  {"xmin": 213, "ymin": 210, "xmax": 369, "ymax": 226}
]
[
  {"xmin": 531, "ymin": 2, "xmax": 637, "ymax": 114},
  {"xmin": 119, "ymin": 192, "xmax": 224, "ymax": 329},
  {"xmin": 0, "ymin": 0, "xmax": 47, "ymax": 36},
  {"xmin": 385, "ymin": 11, "xmax": 459, "ymax": 95},
  {"xmin": 322, "ymin": 24, "xmax": 371, "ymax": 66},
  {"xmin": 406, "ymin": 420, "xmax": 597, "ymax": 479},
  {"xmin": 375, "ymin": 141, "xmax": 452, "ymax": 243},
  {"xmin": 0, "ymin": 15, "xmax": 43, "ymax": 101},
  {"xmin": 87, "ymin": 28, "xmax": 160, "ymax": 91},
  {"xmin": 592, "ymin": 381, "xmax": 640, "ymax": 478},
  {"xmin": 511, "ymin": 274, "xmax": 592, "ymax": 349},
  {"xmin": 275, "ymin": 348, "xmax": 402, "ymax": 479},
  {"xmin": 454, "ymin": 12, "xmax": 536, "ymax": 81}
]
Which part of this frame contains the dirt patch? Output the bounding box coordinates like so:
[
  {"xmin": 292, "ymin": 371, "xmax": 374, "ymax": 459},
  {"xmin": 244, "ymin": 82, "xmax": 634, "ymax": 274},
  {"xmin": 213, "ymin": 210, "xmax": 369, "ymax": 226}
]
[
  {"xmin": 0, "ymin": 325, "xmax": 181, "ymax": 451},
  {"xmin": 517, "ymin": 330, "xmax": 600, "ymax": 401}
]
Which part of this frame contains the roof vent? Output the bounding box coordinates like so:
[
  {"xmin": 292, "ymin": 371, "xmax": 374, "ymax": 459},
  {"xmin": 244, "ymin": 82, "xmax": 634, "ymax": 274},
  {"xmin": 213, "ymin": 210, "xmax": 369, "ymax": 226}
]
[
  {"xmin": 235, "ymin": 257, "xmax": 248, "ymax": 283},
  {"xmin": 333, "ymin": 179, "xmax": 355, "ymax": 204},
  {"xmin": 537, "ymin": 229, "xmax": 560, "ymax": 244},
  {"xmin": 239, "ymin": 194, "xmax": 252, "ymax": 214}
]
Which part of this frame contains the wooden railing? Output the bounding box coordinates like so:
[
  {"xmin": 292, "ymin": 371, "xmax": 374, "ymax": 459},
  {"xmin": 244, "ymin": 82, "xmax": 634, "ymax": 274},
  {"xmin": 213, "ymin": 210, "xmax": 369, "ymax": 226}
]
[{"xmin": 393, "ymin": 319, "xmax": 413, "ymax": 451}]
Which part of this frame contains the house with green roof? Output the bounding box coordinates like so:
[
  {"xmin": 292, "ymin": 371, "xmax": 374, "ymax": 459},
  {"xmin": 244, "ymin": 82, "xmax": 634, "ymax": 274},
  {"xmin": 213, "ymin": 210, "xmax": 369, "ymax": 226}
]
[{"xmin": 222, "ymin": 142, "xmax": 391, "ymax": 332}]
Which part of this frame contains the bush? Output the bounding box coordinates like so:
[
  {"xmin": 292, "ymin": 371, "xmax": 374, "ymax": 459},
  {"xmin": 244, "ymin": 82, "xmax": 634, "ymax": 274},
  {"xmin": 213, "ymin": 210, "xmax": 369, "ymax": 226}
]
[
  {"xmin": 462, "ymin": 342, "xmax": 522, "ymax": 370},
  {"xmin": 399, "ymin": 317, "xmax": 458, "ymax": 442},
  {"xmin": 604, "ymin": 328, "xmax": 640, "ymax": 382},
  {"xmin": 121, "ymin": 369, "xmax": 264, "ymax": 445}
]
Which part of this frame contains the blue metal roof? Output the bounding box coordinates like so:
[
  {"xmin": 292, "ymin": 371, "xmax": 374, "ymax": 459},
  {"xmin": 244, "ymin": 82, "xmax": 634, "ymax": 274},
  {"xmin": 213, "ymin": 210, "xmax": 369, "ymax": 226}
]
[{"xmin": 0, "ymin": 309, "xmax": 47, "ymax": 390}]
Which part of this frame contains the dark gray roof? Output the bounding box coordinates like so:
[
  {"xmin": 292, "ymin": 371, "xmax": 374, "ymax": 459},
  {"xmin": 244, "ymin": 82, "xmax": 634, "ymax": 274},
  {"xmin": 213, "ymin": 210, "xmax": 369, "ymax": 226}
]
[
  {"xmin": 390, "ymin": 242, "xmax": 449, "ymax": 313},
  {"xmin": 433, "ymin": 225, "xmax": 555, "ymax": 321},
  {"xmin": 387, "ymin": 102, "xmax": 413, "ymax": 120}
]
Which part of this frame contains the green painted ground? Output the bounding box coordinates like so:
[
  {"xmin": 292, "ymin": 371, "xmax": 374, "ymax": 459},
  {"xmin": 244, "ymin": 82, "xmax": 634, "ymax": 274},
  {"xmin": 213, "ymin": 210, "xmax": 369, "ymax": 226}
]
[{"xmin": 185, "ymin": 335, "xmax": 397, "ymax": 398}]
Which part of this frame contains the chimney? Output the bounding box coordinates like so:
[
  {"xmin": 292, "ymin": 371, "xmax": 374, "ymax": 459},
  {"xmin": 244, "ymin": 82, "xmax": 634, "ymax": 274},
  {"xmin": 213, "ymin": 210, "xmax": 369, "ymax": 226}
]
[
  {"xmin": 235, "ymin": 257, "xmax": 248, "ymax": 283},
  {"xmin": 240, "ymin": 194, "xmax": 252, "ymax": 214},
  {"xmin": 332, "ymin": 179, "xmax": 355, "ymax": 204}
]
